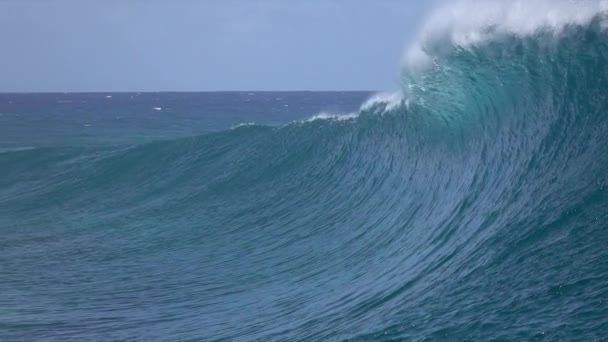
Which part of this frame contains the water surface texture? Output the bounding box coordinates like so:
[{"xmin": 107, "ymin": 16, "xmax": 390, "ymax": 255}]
[{"xmin": 3, "ymin": 3, "xmax": 608, "ymax": 341}]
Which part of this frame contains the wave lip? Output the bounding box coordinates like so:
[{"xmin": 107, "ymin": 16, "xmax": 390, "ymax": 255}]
[{"xmin": 404, "ymin": 0, "xmax": 608, "ymax": 73}]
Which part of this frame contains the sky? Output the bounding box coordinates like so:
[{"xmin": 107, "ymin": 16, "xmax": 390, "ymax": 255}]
[{"xmin": 0, "ymin": 0, "xmax": 435, "ymax": 92}]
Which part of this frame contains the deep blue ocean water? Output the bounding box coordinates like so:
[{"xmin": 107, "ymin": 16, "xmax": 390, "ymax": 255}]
[
  {"xmin": 3, "ymin": 11, "xmax": 608, "ymax": 342},
  {"xmin": 0, "ymin": 92, "xmax": 370, "ymax": 148}
]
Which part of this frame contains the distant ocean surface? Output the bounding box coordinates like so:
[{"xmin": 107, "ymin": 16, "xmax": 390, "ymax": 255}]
[
  {"xmin": 3, "ymin": 5, "xmax": 608, "ymax": 342},
  {"xmin": 0, "ymin": 92, "xmax": 371, "ymax": 148}
]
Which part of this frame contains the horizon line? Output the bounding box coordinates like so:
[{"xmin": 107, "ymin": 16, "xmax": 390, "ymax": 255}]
[{"xmin": 0, "ymin": 90, "xmax": 380, "ymax": 95}]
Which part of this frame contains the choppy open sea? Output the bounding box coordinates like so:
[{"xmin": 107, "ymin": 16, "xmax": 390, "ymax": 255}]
[{"xmin": 3, "ymin": 1, "xmax": 608, "ymax": 341}]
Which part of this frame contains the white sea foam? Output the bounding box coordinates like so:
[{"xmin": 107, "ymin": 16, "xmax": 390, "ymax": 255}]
[
  {"xmin": 231, "ymin": 122, "xmax": 257, "ymax": 129},
  {"xmin": 404, "ymin": 0, "xmax": 608, "ymax": 72},
  {"xmin": 306, "ymin": 112, "xmax": 359, "ymax": 122},
  {"xmin": 361, "ymin": 92, "xmax": 406, "ymax": 112},
  {"xmin": 301, "ymin": 92, "xmax": 407, "ymax": 124},
  {"xmin": 0, "ymin": 146, "xmax": 36, "ymax": 154}
]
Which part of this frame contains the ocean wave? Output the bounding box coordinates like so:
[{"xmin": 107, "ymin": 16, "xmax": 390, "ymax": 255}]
[
  {"xmin": 3, "ymin": 2, "xmax": 608, "ymax": 341},
  {"xmin": 404, "ymin": 0, "xmax": 608, "ymax": 73}
]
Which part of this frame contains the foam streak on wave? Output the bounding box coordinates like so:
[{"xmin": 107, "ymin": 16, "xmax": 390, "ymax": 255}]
[{"xmin": 303, "ymin": 93, "xmax": 404, "ymax": 123}]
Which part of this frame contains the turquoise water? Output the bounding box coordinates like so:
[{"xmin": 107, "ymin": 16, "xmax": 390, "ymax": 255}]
[{"xmin": 3, "ymin": 13, "xmax": 608, "ymax": 342}]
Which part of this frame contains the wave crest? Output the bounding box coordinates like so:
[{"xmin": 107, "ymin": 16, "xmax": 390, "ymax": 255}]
[{"xmin": 404, "ymin": 0, "xmax": 608, "ymax": 73}]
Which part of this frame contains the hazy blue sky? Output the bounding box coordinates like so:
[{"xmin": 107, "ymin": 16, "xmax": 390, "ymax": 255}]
[{"xmin": 0, "ymin": 1, "xmax": 435, "ymax": 92}]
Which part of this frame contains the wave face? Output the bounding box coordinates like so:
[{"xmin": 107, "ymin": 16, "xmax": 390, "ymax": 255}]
[{"xmin": 3, "ymin": 3, "xmax": 608, "ymax": 341}]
